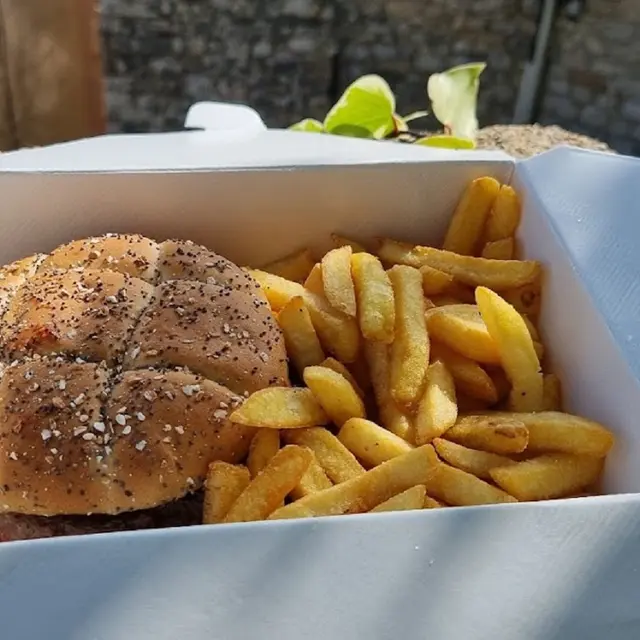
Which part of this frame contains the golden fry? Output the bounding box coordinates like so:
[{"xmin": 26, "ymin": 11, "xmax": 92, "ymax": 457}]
[
  {"xmin": 304, "ymin": 291, "xmax": 361, "ymax": 363},
  {"xmin": 321, "ymin": 246, "xmax": 357, "ymax": 317},
  {"xmin": 430, "ymin": 342, "xmax": 498, "ymax": 404},
  {"xmin": 388, "ymin": 265, "xmax": 429, "ymax": 407},
  {"xmin": 269, "ymin": 445, "xmax": 439, "ymax": 519},
  {"xmin": 277, "ymin": 296, "xmax": 325, "ymax": 375},
  {"xmin": 230, "ymin": 387, "xmax": 328, "ymax": 428},
  {"xmin": 364, "ymin": 341, "xmax": 414, "ymax": 440},
  {"xmin": 263, "ymin": 248, "xmax": 315, "ymax": 283},
  {"xmin": 481, "ymin": 238, "xmax": 515, "ymax": 260},
  {"xmin": 433, "ymin": 438, "xmax": 516, "ymax": 481},
  {"xmin": 303, "ymin": 366, "xmax": 366, "ymax": 427},
  {"xmin": 484, "ymin": 184, "xmax": 522, "ymax": 242},
  {"xmin": 542, "ymin": 374, "xmax": 562, "ymax": 411},
  {"xmin": 203, "ymin": 462, "xmax": 251, "ymax": 524},
  {"xmin": 351, "ymin": 252, "xmax": 395, "ymax": 343},
  {"xmin": 224, "ymin": 446, "xmax": 313, "ymax": 522},
  {"xmin": 284, "ymin": 427, "xmax": 365, "ymax": 483},
  {"xmin": 443, "ymin": 176, "xmax": 501, "ymax": 255},
  {"xmin": 425, "ymin": 463, "xmax": 517, "ymax": 506},
  {"xmin": 415, "ymin": 361, "xmax": 458, "ymax": 445},
  {"xmin": 250, "ymin": 269, "xmax": 306, "ymax": 310},
  {"xmin": 419, "ymin": 265, "xmax": 454, "ymax": 296},
  {"xmin": 290, "ymin": 453, "xmax": 333, "ymax": 500},
  {"xmin": 490, "ymin": 454, "xmax": 603, "ymax": 501},
  {"xmin": 320, "ymin": 357, "xmax": 364, "ymax": 398},
  {"xmin": 476, "ymin": 286, "xmax": 543, "ymax": 411},
  {"xmin": 423, "ymin": 495, "xmax": 444, "ymax": 509},
  {"xmin": 304, "ymin": 263, "xmax": 325, "ymax": 295},
  {"xmin": 338, "ymin": 417, "xmax": 413, "ymax": 468},
  {"xmin": 331, "ymin": 233, "xmax": 367, "ymax": 253},
  {"xmin": 444, "ymin": 414, "xmax": 529, "ymax": 454},
  {"xmin": 426, "ymin": 304, "xmax": 500, "ymax": 364},
  {"xmin": 491, "ymin": 411, "xmax": 614, "ymax": 457},
  {"xmin": 370, "ymin": 485, "xmax": 426, "ymax": 513},
  {"xmin": 378, "ymin": 238, "xmax": 540, "ymax": 290},
  {"xmin": 247, "ymin": 429, "xmax": 281, "ymax": 478},
  {"xmin": 502, "ymin": 280, "xmax": 542, "ymax": 318}
]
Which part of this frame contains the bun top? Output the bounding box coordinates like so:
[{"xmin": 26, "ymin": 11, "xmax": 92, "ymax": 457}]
[{"xmin": 0, "ymin": 235, "xmax": 288, "ymax": 516}]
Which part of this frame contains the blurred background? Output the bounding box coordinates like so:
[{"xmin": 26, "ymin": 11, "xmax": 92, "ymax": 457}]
[{"xmin": 0, "ymin": 0, "xmax": 638, "ymax": 155}]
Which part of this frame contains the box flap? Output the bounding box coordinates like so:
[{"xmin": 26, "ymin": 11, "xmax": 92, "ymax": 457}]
[{"xmin": 0, "ymin": 102, "xmax": 512, "ymax": 173}]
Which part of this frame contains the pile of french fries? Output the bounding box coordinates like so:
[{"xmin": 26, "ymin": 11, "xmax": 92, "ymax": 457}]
[{"xmin": 202, "ymin": 176, "xmax": 616, "ymax": 525}]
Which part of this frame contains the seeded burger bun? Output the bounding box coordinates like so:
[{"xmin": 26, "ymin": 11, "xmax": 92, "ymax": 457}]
[{"xmin": 0, "ymin": 235, "xmax": 288, "ymax": 516}]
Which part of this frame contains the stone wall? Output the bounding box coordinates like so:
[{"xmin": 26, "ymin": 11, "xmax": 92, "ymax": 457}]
[{"xmin": 100, "ymin": 0, "xmax": 640, "ymax": 155}]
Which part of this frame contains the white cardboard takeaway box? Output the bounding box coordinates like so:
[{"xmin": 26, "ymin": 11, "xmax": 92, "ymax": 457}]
[{"xmin": 1, "ymin": 104, "xmax": 640, "ymax": 639}]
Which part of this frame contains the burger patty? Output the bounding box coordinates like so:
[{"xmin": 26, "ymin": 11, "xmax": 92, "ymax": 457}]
[{"xmin": 0, "ymin": 493, "xmax": 204, "ymax": 543}]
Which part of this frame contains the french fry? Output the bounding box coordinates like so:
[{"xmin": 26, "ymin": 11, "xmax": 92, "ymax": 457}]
[
  {"xmin": 430, "ymin": 342, "xmax": 498, "ymax": 404},
  {"xmin": 304, "ymin": 263, "xmax": 325, "ymax": 295},
  {"xmin": 338, "ymin": 417, "xmax": 413, "ymax": 467},
  {"xmin": 269, "ymin": 444, "xmax": 439, "ymax": 519},
  {"xmin": 304, "ymin": 291, "xmax": 361, "ymax": 363},
  {"xmin": 263, "ymin": 248, "xmax": 315, "ymax": 283},
  {"xmin": 388, "ymin": 265, "xmax": 429, "ymax": 407},
  {"xmin": 349, "ymin": 354, "xmax": 372, "ymax": 394},
  {"xmin": 476, "ymin": 286, "xmax": 544, "ymax": 412},
  {"xmin": 370, "ymin": 485, "xmax": 426, "ymax": 513},
  {"xmin": 415, "ymin": 361, "xmax": 458, "ymax": 445},
  {"xmin": 491, "ymin": 411, "xmax": 614, "ymax": 457},
  {"xmin": 456, "ymin": 394, "xmax": 490, "ymax": 413},
  {"xmin": 364, "ymin": 341, "xmax": 414, "ymax": 440},
  {"xmin": 247, "ymin": 429, "xmax": 281, "ymax": 478},
  {"xmin": 425, "ymin": 462, "xmax": 517, "ymax": 506},
  {"xmin": 351, "ymin": 252, "xmax": 395, "ymax": 343},
  {"xmin": 230, "ymin": 387, "xmax": 328, "ymax": 428},
  {"xmin": 284, "ymin": 427, "xmax": 365, "ymax": 483},
  {"xmin": 378, "ymin": 238, "xmax": 540, "ymax": 291},
  {"xmin": 290, "ymin": 453, "xmax": 333, "ymax": 500},
  {"xmin": 484, "ymin": 184, "xmax": 522, "ymax": 242},
  {"xmin": 321, "ymin": 246, "xmax": 357, "ymax": 317},
  {"xmin": 303, "ymin": 366, "xmax": 366, "ymax": 427},
  {"xmin": 542, "ymin": 374, "xmax": 562, "ymax": 411},
  {"xmin": 224, "ymin": 446, "xmax": 313, "ymax": 522},
  {"xmin": 426, "ymin": 304, "xmax": 501, "ymax": 364},
  {"xmin": 444, "ymin": 414, "xmax": 529, "ymax": 454},
  {"xmin": 431, "ymin": 295, "xmax": 464, "ymax": 307},
  {"xmin": 423, "ymin": 495, "xmax": 444, "ymax": 508},
  {"xmin": 203, "ymin": 462, "xmax": 251, "ymax": 524},
  {"xmin": 481, "ymin": 238, "xmax": 515, "ymax": 260},
  {"xmin": 277, "ymin": 296, "xmax": 325, "ymax": 375},
  {"xmin": 486, "ymin": 366, "xmax": 511, "ymax": 404},
  {"xmin": 320, "ymin": 357, "xmax": 364, "ymax": 398},
  {"xmin": 419, "ymin": 264, "xmax": 454, "ymax": 296},
  {"xmin": 521, "ymin": 314, "xmax": 540, "ymax": 342},
  {"xmin": 490, "ymin": 454, "xmax": 603, "ymax": 501},
  {"xmin": 250, "ymin": 269, "xmax": 306, "ymax": 310},
  {"xmin": 445, "ymin": 281, "xmax": 477, "ymax": 304},
  {"xmin": 443, "ymin": 176, "xmax": 501, "ymax": 255},
  {"xmin": 433, "ymin": 438, "xmax": 516, "ymax": 481},
  {"xmin": 331, "ymin": 233, "xmax": 367, "ymax": 253},
  {"xmin": 502, "ymin": 280, "xmax": 542, "ymax": 318}
]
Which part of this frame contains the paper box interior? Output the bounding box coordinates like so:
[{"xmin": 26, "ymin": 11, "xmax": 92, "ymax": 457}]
[{"xmin": 0, "ymin": 118, "xmax": 640, "ymax": 639}]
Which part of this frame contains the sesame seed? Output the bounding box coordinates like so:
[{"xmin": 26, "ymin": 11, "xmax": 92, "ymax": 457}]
[
  {"xmin": 8, "ymin": 452, "xmax": 17, "ymax": 461},
  {"xmin": 135, "ymin": 440, "xmax": 147, "ymax": 451},
  {"xmin": 259, "ymin": 352, "xmax": 269, "ymax": 362},
  {"xmin": 182, "ymin": 384, "xmax": 200, "ymax": 397},
  {"xmin": 175, "ymin": 426, "xmax": 185, "ymax": 435},
  {"xmin": 74, "ymin": 427, "xmax": 87, "ymax": 436},
  {"xmin": 186, "ymin": 477, "xmax": 195, "ymax": 486},
  {"xmin": 136, "ymin": 412, "xmax": 146, "ymax": 422},
  {"xmin": 164, "ymin": 390, "xmax": 175, "ymax": 400},
  {"xmin": 143, "ymin": 391, "xmax": 156, "ymax": 402},
  {"xmin": 82, "ymin": 433, "xmax": 96, "ymax": 441},
  {"xmin": 213, "ymin": 409, "xmax": 227, "ymax": 419},
  {"xmin": 105, "ymin": 295, "xmax": 118, "ymax": 303},
  {"xmin": 93, "ymin": 421, "xmax": 106, "ymax": 432},
  {"xmin": 130, "ymin": 346, "xmax": 141, "ymax": 359},
  {"xmin": 115, "ymin": 414, "xmax": 127, "ymax": 426},
  {"xmin": 162, "ymin": 436, "xmax": 172, "ymax": 443},
  {"xmin": 122, "ymin": 425, "xmax": 132, "ymax": 435},
  {"xmin": 163, "ymin": 424, "xmax": 172, "ymax": 432},
  {"xmin": 50, "ymin": 448, "xmax": 58, "ymax": 455},
  {"xmin": 24, "ymin": 370, "xmax": 34, "ymax": 380},
  {"xmin": 41, "ymin": 429, "xmax": 52, "ymax": 441},
  {"xmin": 79, "ymin": 414, "xmax": 89, "ymax": 423},
  {"xmin": 75, "ymin": 357, "xmax": 85, "ymax": 364},
  {"xmin": 52, "ymin": 397, "xmax": 65, "ymax": 409},
  {"xmin": 58, "ymin": 380, "xmax": 67, "ymax": 390},
  {"xmin": 223, "ymin": 323, "xmax": 230, "ymax": 334},
  {"xmin": 74, "ymin": 393, "xmax": 86, "ymax": 405}
]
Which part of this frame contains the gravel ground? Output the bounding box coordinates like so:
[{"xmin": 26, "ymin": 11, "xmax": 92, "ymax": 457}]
[{"xmin": 476, "ymin": 124, "xmax": 613, "ymax": 158}]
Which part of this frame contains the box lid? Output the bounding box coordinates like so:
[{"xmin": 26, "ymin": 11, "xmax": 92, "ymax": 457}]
[{"xmin": 0, "ymin": 102, "xmax": 511, "ymax": 172}]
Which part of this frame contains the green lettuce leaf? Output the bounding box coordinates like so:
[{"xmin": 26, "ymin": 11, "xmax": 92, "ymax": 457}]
[
  {"xmin": 415, "ymin": 135, "xmax": 476, "ymax": 150},
  {"xmin": 289, "ymin": 118, "xmax": 325, "ymax": 133}
]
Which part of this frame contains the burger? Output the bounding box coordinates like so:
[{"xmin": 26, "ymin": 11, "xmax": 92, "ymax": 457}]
[{"xmin": 0, "ymin": 234, "xmax": 288, "ymax": 541}]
